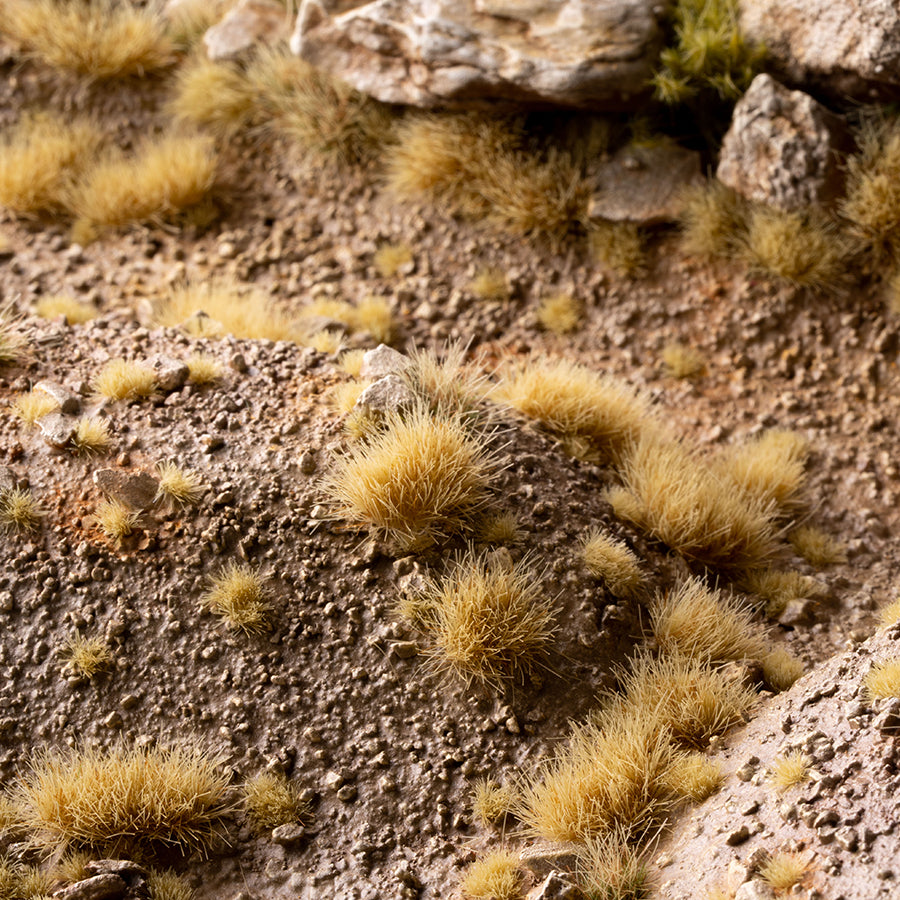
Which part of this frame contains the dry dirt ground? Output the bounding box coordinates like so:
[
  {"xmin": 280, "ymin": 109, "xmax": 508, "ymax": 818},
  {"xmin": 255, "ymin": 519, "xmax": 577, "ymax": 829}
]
[{"xmin": 2, "ymin": 46, "xmax": 900, "ymax": 900}]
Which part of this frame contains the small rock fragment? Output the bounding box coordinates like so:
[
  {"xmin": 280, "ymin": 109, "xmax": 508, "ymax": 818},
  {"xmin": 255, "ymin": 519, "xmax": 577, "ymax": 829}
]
[
  {"xmin": 530, "ymin": 870, "xmax": 582, "ymax": 900},
  {"xmin": 519, "ymin": 841, "xmax": 581, "ymax": 879},
  {"xmin": 93, "ymin": 469, "xmax": 159, "ymax": 510},
  {"xmin": 35, "ymin": 380, "xmax": 81, "ymax": 414},
  {"xmin": 360, "ymin": 344, "xmax": 411, "ymax": 380},
  {"xmin": 38, "ymin": 412, "xmax": 76, "ymax": 448},
  {"xmin": 355, "ymin": 375, "xmax": 416, "ymax": 415},
  {"xmin": 734, "ymin": 881, "xmax": 776, "ymax": 900},
  {"xmin": 147, "ymin": 355, "xmax": 189, "ymax": 392},
  {"xmin": 52, "ymin": 873, "xmax": 127, "ymax": 900},
  {"xmin": 204, "ymin": 0, "xmax": 291, "ymax": 60},
  {"xmin": 272, "ymin": 823, "xmax": 306, "ymax": 847}
]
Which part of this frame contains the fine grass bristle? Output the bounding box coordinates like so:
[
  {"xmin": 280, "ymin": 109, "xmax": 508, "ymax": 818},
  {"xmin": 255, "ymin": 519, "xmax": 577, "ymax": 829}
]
[
  {"xmin": 242, "ymin": 772, "xmax": 310, "ymax": 834},
  {"xmin": 35, "ymin": 294, "xmax": 98, "ymax": 324},
  {"xmin": 1, "ymin": 0, "xmax": 174, "ymax": 78},
  {"xmin": 156, "ymin": 280, "xmax": 300, "ymax": 342},
  {"xmin": 588, "ymin": 222, "xmax": 646, "ymax": 278},
  {"xmin": 13, "ymin": 741, "xmax": 231, "ymax": 855},
  {"xmin": 0, "ymin": 486, "xmax": 44, "ymax": 532},
  {"xmin": 409, "ymin": 550, "xmax": 558, "ymax": 686},
  {"xmin": 0, "ymin": 319, "xmax": 24, "ymax": 366},
  {"xmin": 326, "ymin": 405, "xmax": 495, "ymax": 552},
  {"xmin": 309, "ymin": 329, "xmax": 343, "ymax": 355},
  {"xmin": 62, "ymin": 633, "xmax": 112, "ymax": 679},
  {"xmin": 650, "ymin": 578, "xmax": 767, "ymax": 663},
  {"xmin": 92, "ymin": 358, "xmax": 157, "ymax": 401},
  {"xmin": 49, "ymin": 849, "xmax": 92, "ymax": 885},
  {"xmin": 460, "ymin": 850, "xmax": 523, "ymax": 900},
  {"xmin": 146, "ymin": 869, "xmax": 196, "ymax": 900},
  {"xmin": 581, "ymin": 530, "xmax": 644, "ymax": 599},
  {"xmin": 0, "ymin": 112, "xmax": 104, "ymax": 215},
  {"xmin": 469, "ymin": 268, "xmax": 510, "ymax": 302},
  {"xmin": 864, "ymin": 658, "xmax": 900, "ymax": 699},
  {"xmin": 73, "ymin": 417, "xmax": 113, "ymax": 456},
  {"xmin": 662, "ymin": 752, "xmax": 723, "ymax": 803},
  {"xmin": 300, "ymin": 296, "xmax": 393, "ymax": 344},
  {"xmin": 769, "ymin": 750, "xmax": 812, "ymax": 792},
  {"xmin": 13, "ymin": 864, "xmax": 52, "ymax": 897},
  {"xmin": 788, "ymin": 525, "xmax": 847, "ymax": 566},
  {"xmin": 617, "ymin": 436, "xmax": 777, "ymax": 571},
  {"xmin": 68, "ymin": 133, "xmax": 217, "ymax": 238},
  {"xmin": 758, "ymin": 850, "xmax": 812, "ymax": 891},
  {"xmin": 577, "ymin": 828, "xmax": 650, "ymax": 900},
  {"xmin": 9, "ymin": 390, "xmax": 58, "ymax": 425},
  {"xmin": 156, "ymin": 461, "xmax": 204, "ymax": 506},
  {"xmin": 662, "ymin": 342, "xmax": 705, "ymax": 379},
  {"xmin": 201, "ymin": 562, "xmax": 272, "ymax": 635},
  {"xmin": 492, "ymin": 357, "xmax": 655, "ymax": 464},
  {"xmin": 471, "ymin": 779, "xmax": 516, "ymax": 827},
  {"xmin": 168, "ymin": 56, "xmax": 255, "ymax": 137},
  {"xmin": 374, "ymin": 242, "xmax": 413, "ymax": 278},
  {"xmin": 537, "ymin": 294, "xmax": 581, "ymax": 335},
  {"xmin": 880, "ymin": 596, "xmax": 900, "ymax": 627},
  {"xmin": 338, "ymin": 349, "xmax": 366, "ymax": 378},
  {"xmin": 478, "ymin": 512, "xmax": 522, "ymax": 545},
  {"xmin": 678, "ymin": 180, "xmax": 749, "ymax": 258},
  {"xmin": 93, "ymin": 499, "xmax": 140, "ymax": 544},
  {"xmin": 741, "ymin": 568, "xmax": 825, "ymax": 619},
  {"xmin": 405, "ymin": 342, "xmax": 488, "ymax": 415},
  {"xmin": 330, "ymin": 380, "xmax": 369, "ymax": 415},
  {"xmin": 186, "ymin": 353, "xmax": 223, "ymax": 385},
  {"xmin": 762, "ymin": 647, "xmax": 805, "ymax": 692}
]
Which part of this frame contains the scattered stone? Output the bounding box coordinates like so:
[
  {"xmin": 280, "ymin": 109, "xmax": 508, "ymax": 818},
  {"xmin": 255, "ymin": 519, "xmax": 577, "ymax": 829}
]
[
  {"xmin": 92, "ymin": 469, "xmax": 159, "ymax": 509},
  {"xmin": 52, "ymin": 874, "xmax": 128, "ymax": 900},
  {"xmin": 778, "ymin": 598, "xmax": 817, "ymax": 627},
  {"xmin": 355, "ymin": 375, "xmax": 416, "ymax": 416},
  {"xmin": 528, "ymin": 870, "xmax": 584, "ymax": 900},
  {"xmin": 725, "ymin": 824, "xmax": 752, "ymax": 846},
  {"xmin": 147, "ymin": 354, "xmax": 189, "ymax": 392},
  {"xmin": 84, "ymin": 860, "xmax": 148, "ymax": 878},
  {"xmin": 336, "ymin": 784, "xmax": 358, "ymax": 802},
  {"xmin": 37, "ymin": 412, "xmax": 76, "ymax": 448},
  {"xmin": 391, "ymin": 640, "xmax": 418, "ymax": 660},
  {"xmin": 359, "ymin": 344, "xmax": 410, "ymax": 380},
  {"xmin": 35, "ymin": 380, "xmax": 81, "ymax": 415},
  {"xmin": 734, "ymin": 880, "xmax": 776, "ymax": 900},
  {"xmin": 519, "ymin": 841, "xmax": 581, "ymax": 879},
  {"xmin": 299, "ymin": 450, "xmax": 317, "ymax": 475},
  {"xmin": 717, "ymin": 74, "xmax": 852, "ymax": 211},
  {"xmin": 0, "ymin": 466, "xmax": 16, "ymax": 493},
  {"xmin": 205, "ymin": 0, "xmax": 292, "ymax": 60},
  {"xmin": 272, "ymin": 823, "xmax": 306, "ymax": 847}
]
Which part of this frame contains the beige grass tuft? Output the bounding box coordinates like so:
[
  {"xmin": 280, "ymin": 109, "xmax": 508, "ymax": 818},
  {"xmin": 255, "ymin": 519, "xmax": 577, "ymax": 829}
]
[
  {"xmin": 478, "ymin": 512, "xmax": 522, "ymax": 545},
  {"xmin": 460, "ymin": 850, "xmax": 523, "ymax": 900},
  {"xmin": 35, "ymin": 294, "xmax": 98, "ymax": 324},
  {"xmin": 679, "ymin": 181, "xmax": 749, "ymax": 259},
  {"xmin": 662, "ymin": 342, "xmax": 705, "ymax": 379},
  {"xmin": 242, "ymin": 772, "xmax": 309, "ymax": 834},
  {"xmin": 758, "ymin": 851, "xmax": 812, "ymax": 891},
  {"xmin": 92, "ymin": 359, "xmax": 157, "ymax": 401},
  {"xmin": 62, "ymin": 634, "xmax": 112, "ymax": 679},
  {"xmin": 93, "ymin": 499, "xmax": 140, "ymax": 544},
  {"xmin": 581, "ymin": 530, "xmax": 644, "ymax": 599},
  {"xmin": 0, "ymin": 487, "xmax": 44, "ymax": 532},
  {"xmin": 168, "ymin": 56, "xmax": 255, "ymax": 137},
  {"xmin": 741, "ymin": 568, "xmax": 825, "ymax": 619},
  {"xmin": 661, "ymin": 752, "xmax": 723, "ymax": 803},
  {"xmin": 404, "ymin": 342, "xmax": 489, "ymax": 415},
  {"xmin": 9, "ymin": 390, "xmax": 58, "ymax": 425},
  {"xmin": 469, "ymin": 268, "xmax": 510, "ymax": 302},
  {"xmin": 864, "ymin": 658, "xmax": 900, "ymax": 699},
  {"xmin": 588, "ymin": 222, "xmax": 645, "ymax": 278},
  {"xmin": 537, "ymin": 294, "xmax": 581, "ymax": 335},
  {"xmin": 374, "ymin": 242, "xmax": 413, "ymax": 278},
  {"xmin": 761, "ymin": 647, "xmax": 804, "ymax": 692},
  {"xmin": 471, "ymin": 779, "xmax": 516, "ymax": 827},
  {"xmin": 73, "ymin": 417, "xmax": 113, "ymax": 456},
  {"xmin": 146, "ymin": 869, "xmax": 196, "ymax": 900},
  {"xmin": 186, "ymin": 353, "xmax": 224, "ymax": 385},
  {"xmin": 769, "ymin": 751, "xmax": 811, "ymax": 793},
  {"xmin": 156, "ymin": 461, "xmax": 204, "ymax": 506},
  {"xmin": 201, "ymin": 562, "xmax": 272, "ymax": 634},
  {"xmin": 880, "ymin": 596, "xmax": 900, "ymax": 627},
  {"xmin": 577, "ymin": 827, "xmax": 650, "ymax": 900},
  {"xmin": 788, "ymin": 525, "xmax": 847, "ymax": 567}
]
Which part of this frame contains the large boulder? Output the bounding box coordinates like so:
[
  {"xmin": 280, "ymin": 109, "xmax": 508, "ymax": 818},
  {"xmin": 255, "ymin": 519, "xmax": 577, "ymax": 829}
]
[
  {"xmin": 739, "ymin": 0, "xmax": 900, "ymax": 99},
  {"xmin": 717, "ymin": 74, "xmax": 852, "ymax": 211},
  {"xmin": 290, "ymin": 0, "xmax": 664, "ymax": 109}
]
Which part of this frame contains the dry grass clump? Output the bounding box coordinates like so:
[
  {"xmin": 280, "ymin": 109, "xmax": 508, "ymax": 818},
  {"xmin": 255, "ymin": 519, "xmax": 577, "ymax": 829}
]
[
  {"xmin": 788, "ymin": 526, "xmax": 847, "ymax": 566},
  {"xmin": 650, "ymin": 578, "xmax": 767, "ymax": 663},
  {"xmin": 577, "ymin": 828, "xmax": 650, "ymax": 900},
  {"xmin": 492, "ymin": 358, "xmax": 654, "ymax": 464},
  {"xmin": 13, "ymin": 741, "xmax": 231, "ymax": 854},
  {"xmin": 517, "ymin": 709, "xmax": 677, "ymax": 842},
  {"xmin": 758, "ymin": 851, "xmax": 812, "ymax": 891},
  {"xmin": 741, "ymin": 568, "xmax": 825, "ymax": 619},
  {"xmin": 460, "ymin": 850, "xmax": 523, "ymax": 900},
  {"xmin": 662, "ymin": 752, "xmax": 723, "ymax": 802},
  {"xmin": 537, "ymin": 294, "xmax": 581, "ymax": 335},
  {"xmin": 588, "ymin": 222, "xmax": 646, "ymax": 278},
  {"xmin": 168, "ymin": 56, "xmax": 255, "ymax": 137},
  {"xmin": 156, "ymin": 462, "xmax": 204, "ymax": 506},
  {"xmin": 0, "ymin": 313, "xmax": 24, "ymax": 367},
  {"xmin": 662, "ymin": 342, "xmax": 705, "ymax": 379},
  {"xmin": 471, "ymin": 779, "xmax": 516, "ymax": 827},
  {"xmin": 156, "ymin": 280, "xmax": 300, "ymax": 342},
  {"xmin": 478, "ymin": 512, "xmax": 522, "ymax": 545},
  {"xmin": 92, "ymin": 359, "xmax": 157, "ymax": 402},
  {"xmin": 762, "ymin": 647, "xmax": 804, "ymax": 692},
  {"xmin": 93, "ymin": 499, "xmax": 140, "ymax": 544},
  {"xmin": 73, "ymin": 417, "xmax": 112, "ymax": 456},
  {"xmin": 330, "ymin": 380, "xmax": 368, "ymax": 416},
  {"xmin": 0, "ymin": 487, "xmax": 44, "ymax": 532},
  {"xmin": 309, "ymin": 329, "xmax": 343, "ymax": 355},
  {"xmin": 35, "ymin": 294, "xmax": 98, "ymax": 324},
  {"xmin": 879, "ymin": 596, "xmax": 900, "ymax": 627},
  {"xmin": 0, "ymin": 112, "xmax": 103, "ymax": 215},
  {"xmin": 201, "ymin": 562, "xmax": 272, "ymax": 635},
  {"xmin": 615, "ymin": 437, "xmax": 777, "ymax": 571},
  {"xmin": 408, "ymin": 551, "xmax": 557, "ymax": 686},
  {"xmin": 582, "ymin": 531, "xmax": 644, "ymax": 599},
  {"xmin": 0, "ymin": 861, "xmax": 52, "ymax": 898},
  {"xmin": 242, "ymin": 772, "xmax": 309, "ymax": 834},
  {"xmin": 146, "ymin": 869, "xmax": 195, "ymax": 900},
  {"xmin": 338, "ymin": 349, "xmax": 365, "ymax": 378},
  {"xmin": 9, "ymin": 390, "xmax": 58, "ymax": 425},
  {"xmin": 68, "ymin": 134, "xmax": 217, "ymax": 240},
  {"xmin": 769, "ymin": 751, "xmax": 811, "ymax": 793},
  {"xmin": 374, "ymin": 242, "xmax": 413, "ymax": 278},
  {"xmin": 404, "ymin": 342, "xmax": 488, "ymax": 415},
  {"xmin": 679, "ymin": 180, "xmax": 749, "ymax": 258},
  {"xmin": 470, "ymin": 268, "xmax": 510, "ymax": 302},
  {"xmin": 864, "ymin": 658, "xmax": 900, "ymax": 699},
  {"xmin": 186, "ymin": 353, "xmax": 223, "ymax": 385},
  {"xmin": 62, "ymin": 634, "xmax": 112, "ymax": 679},
  {"xmin": 326, "ymin": 405, "xmax": 495, "ymax": 552},
  {"xmin": 299, "ymin": 296, "xmax": 393, "ymax": 344},
  {"xmin": 1, "ymin": 0, "xmax": 174, "ymax": 78}
]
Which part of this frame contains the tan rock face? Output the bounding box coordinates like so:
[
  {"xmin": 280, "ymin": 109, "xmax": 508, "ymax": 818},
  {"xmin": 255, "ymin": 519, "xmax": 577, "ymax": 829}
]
[
  {"xmin": 290, "ymin": 0, "xmax": 663, "ymax": 108},
  {"xmin": 204, "ymin": 0, "xmax": 293, "ymax": 61},
  {"xmin": 739, "ymin": 0, "xmax": 900, "ymax": 98}
]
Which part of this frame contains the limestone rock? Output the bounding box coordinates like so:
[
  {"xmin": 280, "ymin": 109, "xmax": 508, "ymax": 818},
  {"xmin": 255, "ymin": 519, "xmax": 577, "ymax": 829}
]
[
  {"xmin": 204, "ymin": 0, "xmax": 293, "ymax": 60},
  {"xmin": 717, "ymin": 75, "xmax": 852, "ymax": 211},
  {"xmin": 519, "ymin": 841, "xmax": 581, "ymax": 879},
  {"xmin": 37, "ymin": 412, "xmax": 76, "ymax": 449},
  {"xmin": 52, "ymin": 873, "xmax": 127, "ymax": 900},
  {"xmin": 35, "ymin": 380, "xmax": 81, "ymax": 415},
  {"xmin": 360, "ymin": 344, "xmax": 410, "ymax": 380},
  {"xmin": 739, "ymin": 0, "xmax": 900, "ymax": 99},
  {"xmin": 291, "ymin": 0, "xmax": 664, "ymax": 109},
  {"xmin": 93, "ymin": 469, "xmax": 159, "ymax": 510},
  {"xmin": 734, "ymin": 880, "xmax": 776, "ymax": 900},
  {"xmin": 589, "ymin": 142, "xmax": 703, "ymax": 224},
  {"xmin": 147, "ymin": 354, "xmax": 189, "ymax": 393},
  {"xmin": 528, "ymin": 871, "xmax": 585, "ymax": 900},
  {"xmin": 355, "ymin": 375, "xmax": 416, "ymax": 415}
]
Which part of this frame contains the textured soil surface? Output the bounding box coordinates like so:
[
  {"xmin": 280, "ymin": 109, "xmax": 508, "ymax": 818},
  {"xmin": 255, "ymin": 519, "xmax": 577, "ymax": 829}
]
[{"xmin": 2, "ymin": 38, "xmax": 900, "ymax": 900}]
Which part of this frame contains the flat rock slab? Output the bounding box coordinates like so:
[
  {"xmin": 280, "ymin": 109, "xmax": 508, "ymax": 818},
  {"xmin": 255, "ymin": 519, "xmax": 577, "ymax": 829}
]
[
  {"xmin": 291, "ymin": 0, "xmax": 663, "ymax": 109},
  {"xmin": 93, "ymin": 469, "xmax": 159, "ymax": 509},
  {"xmin": 52, "ymin": 874, "xmax": 127, "ymax": 900},
  {"xmin": 37, "ymin": 412, "xmax": 76, "ymax": 448}
]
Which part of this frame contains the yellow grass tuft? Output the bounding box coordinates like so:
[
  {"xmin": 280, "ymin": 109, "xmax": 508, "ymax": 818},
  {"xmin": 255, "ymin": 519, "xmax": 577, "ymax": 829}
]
[
  {"xmin": 408, "ymin": 550, "xmax": 557, "ymax": 686},
  {"xmin": 460, "ymin": 850, "xmax": 523, "ymax": 900},
  {"xmin": 330, "ymin": 380, "xmax": 369, "ymax": 415},
  {"xmin": 662, "ymin": 752, "xmax": 723, "ymax": 803},
  {"xmin": 650, "ymin": 578, "xmax": 767, "ymax": 663},
  {"xmin": 62, "ymin": 633, "xmax": 112, "ymax": 679},
  {"xmin": 50, "ymin": 850, "xmax": 92, "ymax": 885},
  {"xmin": 146, "ymin": 869, "xmax": 196, "ymax": 900},
  {"xmin": 662, "ymin": 342, "xmax": 705, "ymax": 379},
  {"xmin": 0, "ymin": 486, "xmax": 44, "ymax": 532},
  {"xmin": 374, "ymin": 242, "xmax": 413, "ymax": 278},
  {"xmin": 762, "ymin": 647, "xmax": 804, "ymax": 692},
  {"xmin": 309, "ymin": 330, "xmax": 343, "ymax": 355},
  {"xmin": 9, "ymin": 390, "xmax": 58, "ymax": 425},
  {"xmin": 201, "ymin": 562, "xmax": 272, "ymax": 635},
  {"xmin": 156, "ymin": 461, "xmax": 204, "ymax": 507},
  {"xmin": 338, "ymin": 349, "xmax": 366, "ymax": 378},
  {"xmin": 577, "ymin": 827, "xmax": 650, "ymax": 900},
  {"xmin": 588, "ymin": 222, "xmax": 646, "ymax": 278},
  {"xmin": 242, "ymin": 772, "xmax": 309, "ymax": 835},
  {"xmin": 13, "ymin": 741, "xmax": 231, "ymax": 854},
  {"xmin": 769, "ymin": 751, "xmax": 811, "ymax": 793},
  {"xmin": 405, "ymin": 342, "xmax": 488, "ymax": 415},
  {"xmin": 68, "ymin": 133, "xmax": 217, "ymax": 239},
  {"xmin": 759, "ymin": 851, "xmax": 812, "ymax": 891},
  {"xmin": 742, "ymin": 568, "xmax": 825, "ymax": 619},
  {"xmin": 326, "ymin": 405, "xmax": 495, "ymax": 551},
  {"xmin": 880, "ymin": 596, "xmax": 900, "ymax": 627},
  {"xmin": 186, "ymin": 353, "xmax": 224, "ymax": 385},
  {"xmin": 492, "ymin": 358, "xmax": 655, "ymax": 464},
  {"xmin": 679, "ymin": 181, "xmax": 749, "ymax": 259},
  {"xmin": 537, "ymin": 294, "xmax": 581, "ymax": 335},
  {"xmin": 93, "ymin": 499, "xmax": 140, "ymax": 544},
  {"xmin": 168, "ymin": 56, "xmax": 255, "ymax": 137},
  {"xmin": 478, "ymin": 512, "xmax": 522, "ymax": 545},
  {"xmin": 92, "ymin": 358, "xmax": 157, "ymax": 401},
  {"xmin": 471, "ymin": 779, "xmax": 516, "ymax": 827},
  {"xmin": 35, "ymin": 294, "xmax": 98, "ymax": 324},
  {"xmin": 865, "ymin": 658, "xmax": 900, "ymax": 699},
  {"xmin": 0, "ymin": 112, "xmax": 104, "ymax": 215},
  {"xmin": 1, "ymin": 0, "xmax": 174, "ymax": 78},
  {"xmin": 469, "ymin": 268, "xmax": 510, "ymax": 302},
  {"xmin": 788, "ymin": 525, "xmax": 847, "ymax": 567},
  {"xmin": 73, "ymin": 416, "xmax": 113, "ymax": 456},
  {"xmin": 581, "ymin": 530, "xmax": 644, "ymax": 599},
  {"xmin": 300, "ymin": 296, "xmax": 393, "ymax": 344}
]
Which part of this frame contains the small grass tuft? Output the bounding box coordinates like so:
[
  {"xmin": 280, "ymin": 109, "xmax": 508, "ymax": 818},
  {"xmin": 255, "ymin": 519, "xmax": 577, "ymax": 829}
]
[
  {"xmin": 374, "ymin": 242, "xmax": 413, "ymax": 278},
  {"xmin": 460, "ymin": 850, "xmax": 523, "ymax": 900},
  {"xmin": 9, "ymin": 390, "xmax": 58, "ymax": 425},
  {"xmin": 577, "ymin": 827, "xmax": 650, "ymax": 900},
  {"xmin": 879, "ymin": 596, "xmax": 900, "ymax": 627},
  {"xmin": 662, "ymin": 752, "xmax": 723, "ymax": 803},
  {"xmin": 478, "ymin": 512, "xmax": 522, "ymax": 545},
  {"xmin": 404, "ymin": 342, "xmax": 488, "ymax": 415},
  {"xmin": 186, "ymin": 353, "xmax": 223, "ymax": 385},
  {"xmin": 762, "ymin": 647, "xmax": 805, "ymax": 692},
  {"xmin": 0, "ymin": 486, "xmax": 44, "ymax": 532},
  {"xmin": 62, "ymin": 634, "xmax": 112, "ymax": 679},
  {"xmin": 309, "ymin": 330, "xmax": 343, "ymax": 355},
  {"xmin": 758, "ymin": 851, "xmax": 812, "ymax": 891},
  {"xmin": 35, "ymin": 294, "xmax": 98, "ymax": 324},
  {"xmin": 242, "ymin": 772, "xmax": 310, "ymax": 834},
  {"xmin": 864, "ymin": 658, "xmax": 900, "ymax": 699},
  {"xmin": 769, "ymin": 751, "xmax": 812, "ymax": 793},
  {"xmin": 156, "ymin": 462, "xmax": 204, "ymax": 507},
  {"xmin": 469, "ymin": 268, "xmax": 510, "ymax": 302},
  {"xmin": 168, "ymin": 56, "xmax": 255, "ymax": 137},
  {"xmin": 788, "ymin": 526, "xmax": 847, "ymax": 567},
  {"xmin": 93, "ymin": 499, "xmax": 140, "ymax": 544},
  {"xmin": 146, "ymin": 869, "xmax": 196, "ymax": 900},
  {"xmin": 338, "ymin": 349, "xmax": 366, "ymax": 379},
  {"xmin": 201, "ymin": 562, "xmax": 272, "ymax": 634},
  {"xmin": 537, "ymin": 294, "xmax": 581, "ymax": 335},
  {"xmin": 581, "ymin": 530, "xmax": 644, "ymax": 599},
  {"xmin": 92, "ymin": 359, "xmax": 157, "ymax": 402},
  {"xmin": 72, "ymin": 417, "xmax": 113, "ymax": 456},
  {"xmin": 588, "ymin": 222, "xmax": 646, "ymax": 278},
  {"xmin": 471, "ymin": 779, "xmax": 516, "ymax": 827},
  {"xmin": 662, "ymin": 342, "xmax": 705, "ymax": 379},
  {"xmin": 679, "ymin": 180, "xmax": 749, "ymax": 258},
  {"xmin": 742, "ymin": 568, "xmax": 825, "ymax": 619}
]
